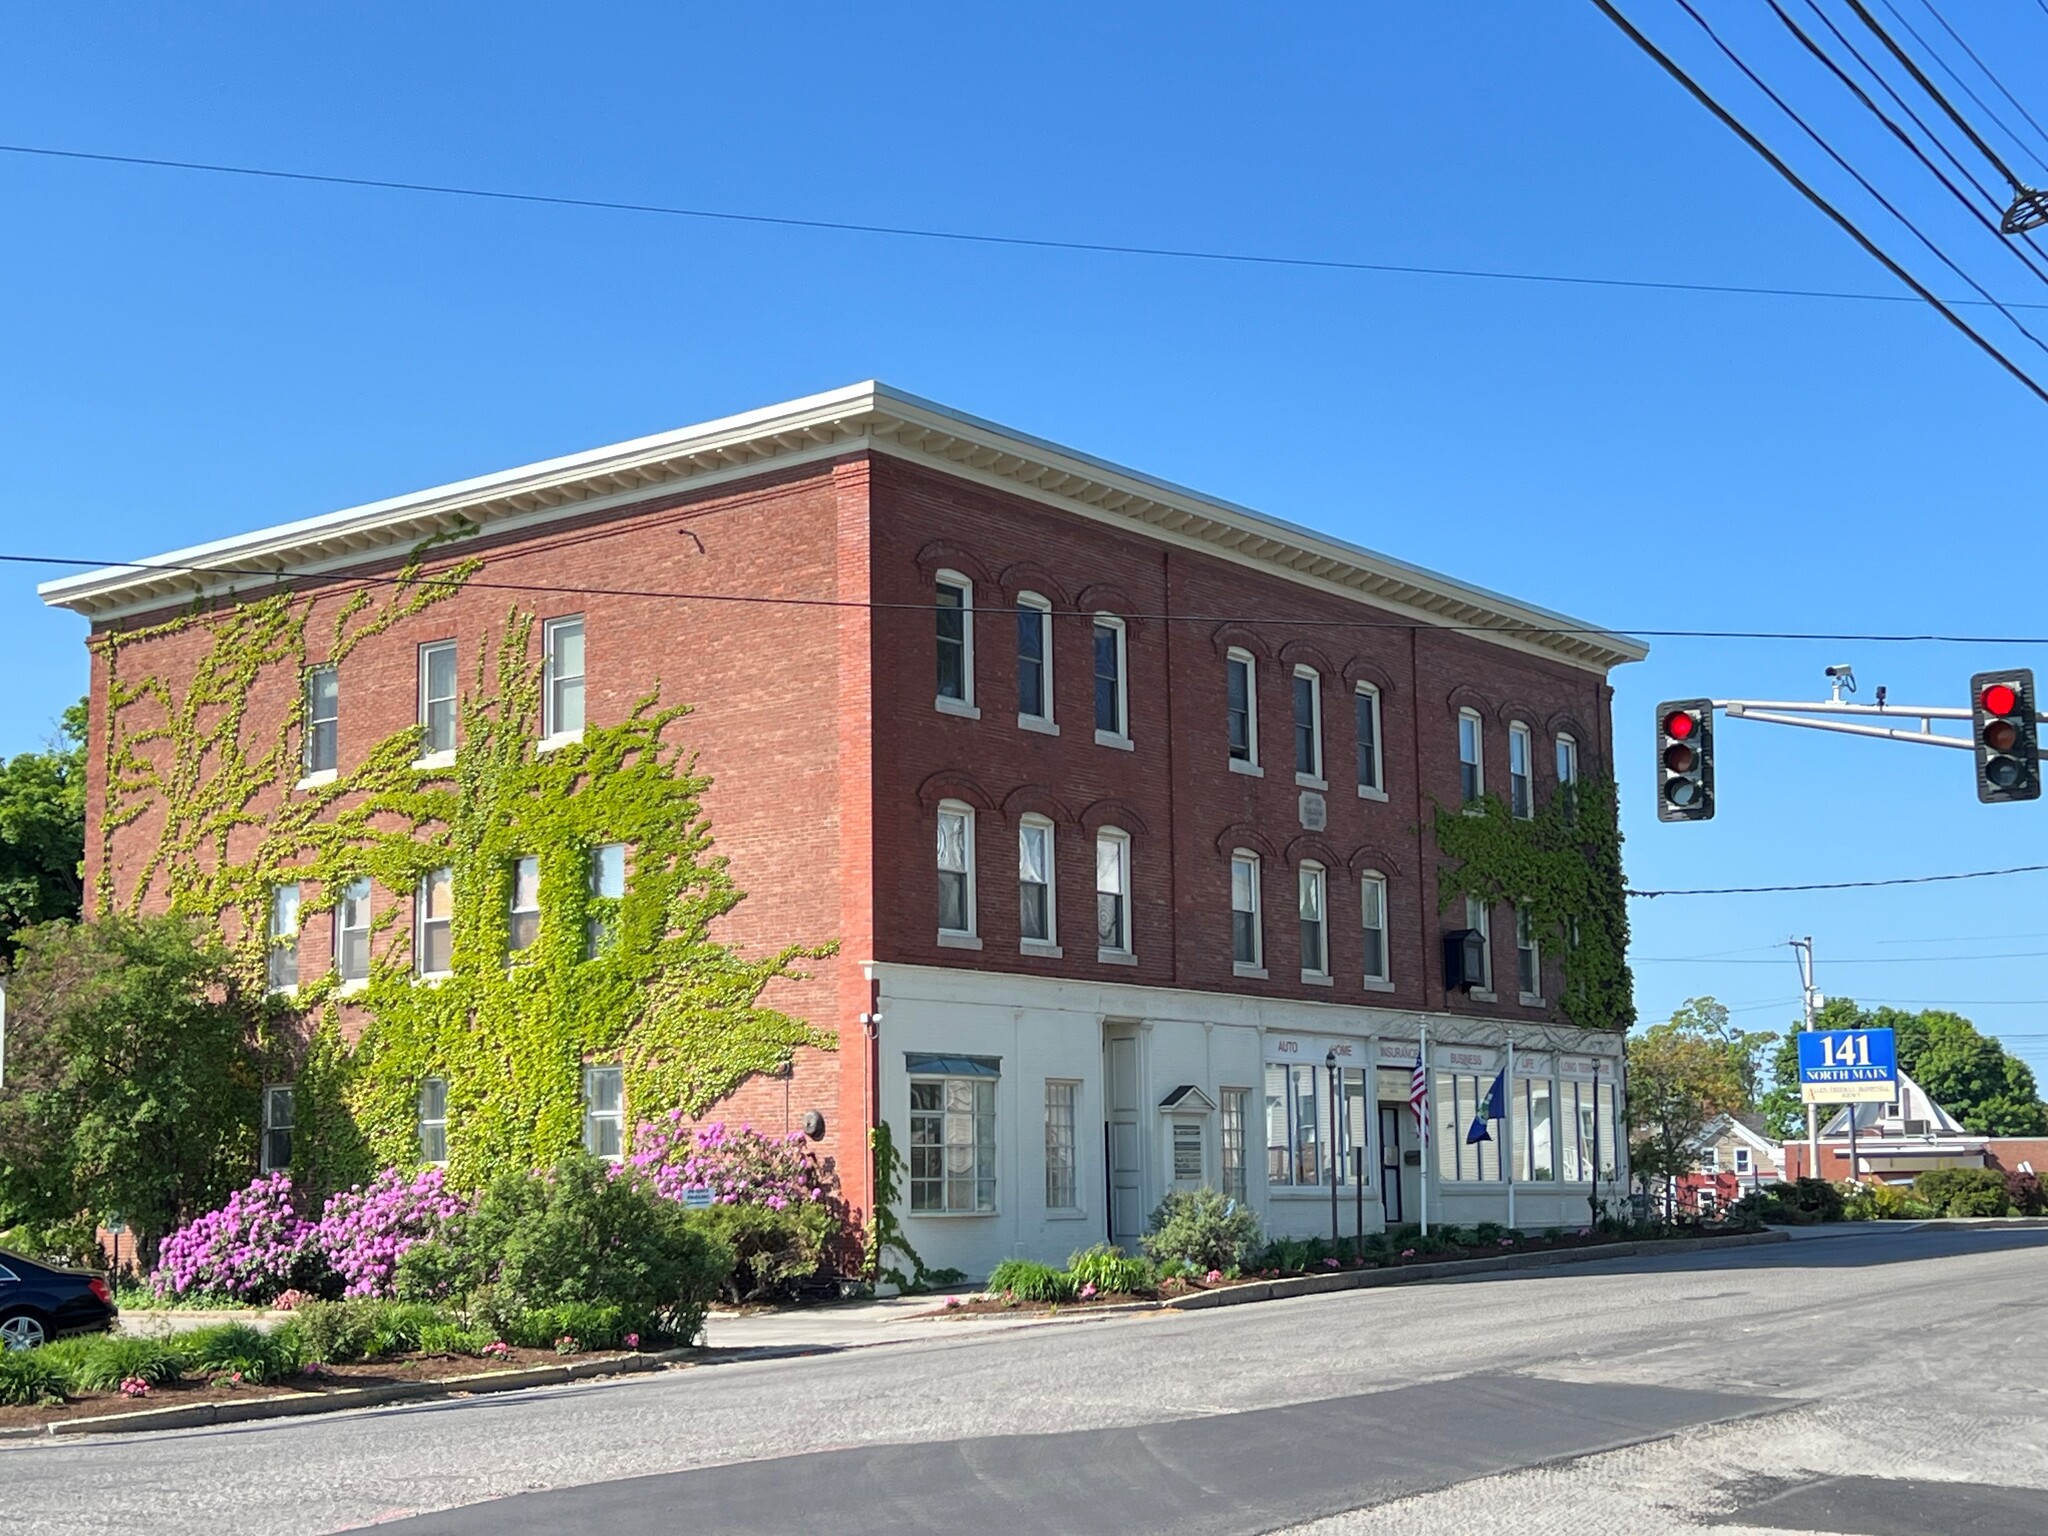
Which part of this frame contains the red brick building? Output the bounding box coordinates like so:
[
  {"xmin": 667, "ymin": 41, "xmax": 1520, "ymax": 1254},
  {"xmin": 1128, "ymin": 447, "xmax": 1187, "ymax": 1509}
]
[{"xmin": 43, "ymin": 383, "xmax": 1645, "ymax": 1276}]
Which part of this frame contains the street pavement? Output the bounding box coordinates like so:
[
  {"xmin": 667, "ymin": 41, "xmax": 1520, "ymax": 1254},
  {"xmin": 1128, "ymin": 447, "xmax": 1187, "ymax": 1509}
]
[{"xmin": 9, "ymin": 1226, "xmax": 2047, "ymax": 1535}]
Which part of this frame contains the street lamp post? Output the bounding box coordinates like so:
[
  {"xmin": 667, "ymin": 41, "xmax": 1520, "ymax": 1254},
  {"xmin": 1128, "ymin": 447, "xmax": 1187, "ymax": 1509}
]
[{"xmin": 1326, "ymin": 1049, "xmax": 1340, "ymax": 1247}]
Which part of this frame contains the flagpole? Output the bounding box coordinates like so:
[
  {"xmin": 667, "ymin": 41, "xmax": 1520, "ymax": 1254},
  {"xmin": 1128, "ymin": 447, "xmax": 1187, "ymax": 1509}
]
[
  {"xmin": 1506, "ymin": 1038, "xmax": 1516, "ymax": 1231},
  {"xmin": 1419, "ymin": 1021, "xmax": 1430, "ymax": 1238}
]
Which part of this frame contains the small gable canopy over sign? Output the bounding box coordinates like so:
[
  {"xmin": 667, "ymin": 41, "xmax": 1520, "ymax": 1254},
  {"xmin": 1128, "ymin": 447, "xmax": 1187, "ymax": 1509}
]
[{"xmin": 1158, "ymin": 1085, "xmax": 1217, "ymax": 1113}]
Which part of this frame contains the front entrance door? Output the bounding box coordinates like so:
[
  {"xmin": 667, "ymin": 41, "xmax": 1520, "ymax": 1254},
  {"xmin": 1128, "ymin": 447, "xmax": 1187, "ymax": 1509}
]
[
  {"xmin": 1378, "ymin": 1104, "xmax": 1405, "ymax": 1224},
  {"xmin": 1106, "ymin": 1029, "xmax": 1143, "ymax": 1250}
]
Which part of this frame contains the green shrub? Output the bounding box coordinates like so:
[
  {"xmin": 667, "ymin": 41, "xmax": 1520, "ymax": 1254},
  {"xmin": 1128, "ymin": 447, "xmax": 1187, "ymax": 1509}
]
[
  {"xmin": 36, "ymin": 1334, "xmax": 183, "ymax": 1393},
  {"xmin": 417, "ymin": 1321, "xmax": 497, "ymax": 1357},
  {"xmin": 0, "ymin": 1218, "xmax": 104, "ymax": 1270},
  {"xmin": 1141, "ymin": 1188, "xmax": 1261, "ymax": 1273},
  {"xmin": 1066, "ymin": 1244, "xmax": 1155, "ymax": 1294},
  {"xmin": 173, "ymin": 1321, "xmax": 300, "ymax": 1383},
  {"xmin": 502, "ymin": 1302, "xmax": 625, "ymax": 1352},
  {"xmin": 289, "ymin": 1299, "xmax": 453, "ymax": 1364},
  {"xmin": 2006, "ymin": 1170, "xmax": 2046, "ymax": 1217},
  {"xmin": 685, "ymin": 1203, "xmax": 832, "ymax": 1304},
  {"xmin": 0, "ymin": 1350, "xmax": 68, "ymax": 1405},
  {"xmin": 395, "ymin": 1156, "xmax": 729, "ymax": 1347},
  {"xmin": 1915, "ymin": 1167, "xmax": 2011, "ymax": 1218},
  {"xmin": 984, "ymin": 1260, "xmax": 1078, "ymax": 1303},
  {"xmin": 1843, "ymin": 1181, "xmax": 1926, "ymax": 1221}
]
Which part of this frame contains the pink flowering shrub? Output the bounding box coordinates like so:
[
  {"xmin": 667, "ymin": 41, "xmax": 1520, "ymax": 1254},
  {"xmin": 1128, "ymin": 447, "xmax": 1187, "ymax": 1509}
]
[
  {"xmin": 152, "ymin": 1173, "xmax": 318, "ymax": 1301},
  {"xmin": 314, "ymin": 1169, "xmax": 470, "ymax": 1299},
  {"xmin": 628, "ymin": 1115, "xmax": 830, "ymax": 1212}
]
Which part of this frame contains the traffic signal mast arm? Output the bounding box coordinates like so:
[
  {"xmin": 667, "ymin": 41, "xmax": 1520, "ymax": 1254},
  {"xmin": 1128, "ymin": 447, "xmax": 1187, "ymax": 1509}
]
[{"xmin": 1721, "ymin": 699, "xmax": 1993, "ymax": 754}]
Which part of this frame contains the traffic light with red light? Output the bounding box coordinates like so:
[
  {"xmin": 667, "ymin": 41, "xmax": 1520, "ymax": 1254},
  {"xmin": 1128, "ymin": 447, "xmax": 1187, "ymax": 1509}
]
[
  {"xmin": 1971, "ymin": 669, "xmax": 2039, "ymax": 803},
  {"xmin": 1656, "ymin": 699, "xmax": 1714, "ymax": 822}
]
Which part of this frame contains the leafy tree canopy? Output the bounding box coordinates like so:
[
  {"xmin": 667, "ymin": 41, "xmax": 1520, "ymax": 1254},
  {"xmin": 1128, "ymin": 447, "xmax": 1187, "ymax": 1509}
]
[
  {"xmin": 0, "ymin": 697, "xmax": 87, "ymax": 961},
  {"xmin": 1661, "ymin": 995, "xmax": 1778, "ymax": 1113},
  {"xmin": 1626, "ymin": 1019, "xmax": 1745, "ymax": 1189},
  {"xmin": 1760, "ymin": 1000, "xmax": 2048, "ymax": 1139}
]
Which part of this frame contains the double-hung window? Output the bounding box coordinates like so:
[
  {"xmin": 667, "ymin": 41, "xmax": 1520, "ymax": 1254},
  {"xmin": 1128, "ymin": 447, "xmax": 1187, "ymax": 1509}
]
[
  {"xmin": 1734, "ymin": 1146, "xmax": 1752, "ymax": 1175},
  {"xmin": 1220, "ymin": 1087, "xmax": 1249, "ymax": 1202},
  {"xmin": 1018, "ymin": 817, "xmax": 1055, "ymax": 948},
  {"xmin": 1226, "ymin": 650, "xmax": 1257, "ymax": 767},
  {"xmin": 1458, "ymin": 709, "xmax": 1484, "ymax": 803},
  {"xmin": 543, "ymin": 617, "xmax": 586, "ymax": 741},
  {"xmin": 1044, "ymin": 1080, "xmax": 1079, "ymax": 1211},
  {"xmin": 303, "ymin": 666, "xmax": 339, "ymax": 777},
  {"xmin": 419, "ymin": 641, "xmax": 458, "ymax": 760},
  {"xmin": 908, "ymin": 1056, "xmax": 998, "ymax": 1213},
  {"xmin": 1355, "ymin": 684, "xmax": 1383, "ymax": 796},
  {"xmin": 935, "ymin": 574, "xmax": 973, "ymax": 712},
  {"xmin": 1516, "ymin": 904, "xmax": 1541, "ymax": 1000},
  {"xmin": 1096, "ymin": 829, "xmax": 1131, "ymax": 958},
  {"xmin": 335, "ymin": 878, "xmax": 372, "ymax": 983},
  {"xmin": 937, "ymin": 803, "xmax": 976, "ymax": 941},
  {"xmin": 416, "ymin": 867, "xmax": 454, "ymax": 977},
  {"xmin": 1509, "ymin": 722, "xmax": 1533, "ymax": 818},
  {"xmin": 586, "ymin": 843, "xmax": 625, "ymax": 958},
  {"xmin": 1093, "ymin": 617, "xmax": 1128, "ymax": 745},
  {"xmin": 1360, "ymin": 872, "xmax": 1390, "ymax": 985},
  {"xmin": 267, "ymin": 882, "xmax": 301, "ymax": 993},
  {"xmin": 508, "ymin": 855, "xmax": 540, "ymax": 954},
  {"xmin": 1292, "ymin": 667, "xmax": 1323, "ymax": 784},
  {"xmin": 1556, "ymin": 733, "xmax": 1579, "ymax": 789},
  {"xmin": 1230, "ymin": 851, "xmax": 1262, "ymax": 970},
  {"xmin": 1016, "ymin": 592, "xmax": 1051, "ymax": 726},
  {"xmin": 261, "ymin": 1085, "xmax": 295, "ymax": 1173},
  {"xmin": 1298, "ymin": 862, "xmax": 1328, "ymax": 980},
  {"xmin": 1464, "ymin": 897, "xmax": 1492, "ymax": 993},
  {"xmin": 417, "ymin": 1077, "xmax": 449, "ymax": 1165},
  {"xmin": 582, "ymin": 1065, "xmax": 624, "ymax": 1161}
]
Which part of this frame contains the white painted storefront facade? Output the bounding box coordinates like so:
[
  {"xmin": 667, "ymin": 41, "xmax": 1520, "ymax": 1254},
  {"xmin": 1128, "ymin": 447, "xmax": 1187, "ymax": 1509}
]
[{"xmin": 872, "ymin": 962, "xmax": 1626, "ymax": 1281}]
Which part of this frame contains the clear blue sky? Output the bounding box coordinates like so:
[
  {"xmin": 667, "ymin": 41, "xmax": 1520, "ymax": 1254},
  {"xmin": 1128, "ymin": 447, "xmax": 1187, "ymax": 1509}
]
[{"xmin": 7, "ymin": 3, "xmax": 2048, "ymax": 1084}]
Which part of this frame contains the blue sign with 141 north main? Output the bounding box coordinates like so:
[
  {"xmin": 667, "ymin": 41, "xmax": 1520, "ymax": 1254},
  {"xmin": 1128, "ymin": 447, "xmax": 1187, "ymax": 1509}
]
[{"xmin": 1797, "ymin": 1028, "xmax": 1899, "ymax": 1105}]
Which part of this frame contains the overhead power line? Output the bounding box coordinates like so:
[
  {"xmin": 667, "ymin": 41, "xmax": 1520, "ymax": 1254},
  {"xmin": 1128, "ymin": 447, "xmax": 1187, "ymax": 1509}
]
[
  {"xmin": 26, "ymin": 548, "xmax": 2048, "ymax": 645},
  {"xmin": 1877, "ymin": 0, "xmax": 2048, "ymax": 175},
  {"xmin": 2, "ymin": 138, "xmax": 2047, "ymax": 313},
  {"xmin": 1636, "ymin": 948, "xmax": 2048, "ymax": 964},
  {"xmin": 1628, "ymin": 862, "xmax": 2048, "ymax": 897}
]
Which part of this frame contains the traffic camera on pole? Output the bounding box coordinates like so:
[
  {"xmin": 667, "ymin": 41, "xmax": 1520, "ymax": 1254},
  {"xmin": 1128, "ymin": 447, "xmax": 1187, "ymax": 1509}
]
[
  {"xmin": 1655, "ymin": 699, "xmax": 1714, "ymax": 822},
  {"xmin": 1970, "ymin": 669, "xmax": 2039, "ymax": 803}
]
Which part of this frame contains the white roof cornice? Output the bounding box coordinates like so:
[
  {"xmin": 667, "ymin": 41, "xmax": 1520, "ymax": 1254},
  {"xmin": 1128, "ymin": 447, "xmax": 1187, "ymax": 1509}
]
[{"xmin": 38, "ymin": 381, "xmax": 1647, "ymax": 672}]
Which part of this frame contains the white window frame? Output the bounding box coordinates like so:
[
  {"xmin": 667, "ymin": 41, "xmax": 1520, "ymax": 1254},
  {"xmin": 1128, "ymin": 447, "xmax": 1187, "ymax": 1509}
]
[
  {"xmin": 1015, "ymin": 591, "xmax": 1054, "ymax": 733},
  {"xmin": 937, "ymin": 801, "xmax": 979, "ymax": 948},
  {"xmin": 417, "ymin": 640, "xmax": 459, "ymax": 765},
  {"xmin": 1354, "ymin": 683, "xmax": 1385, "ymax": 800},
  {"xmin": 582, "ymin": 1064, "xmax": 624, "ymax": 1162},
  {"xmin": 909, "ymin": 1071, "xmax": 998, "ymax": 1214},
  {"xmin": 1018, "ymin": 815, "xmax": 1058, "ymax": 956},
  {"xmin": 300, "ymin": 664, "xmax": 339, "ymax": 784},
  {"xmin": 1436, "ymin": 1069, "xmax": 1503, "ymax": 1183},
  {"xmin": 1458, "ymin": 708, "xmax": 1484, "ymax": 804},
  {"xmin": 1515, "ymin": 902, "xmax": 1542, "ymax": 1003},
  {"xmin": 1360, "ymin": 871, "xmax": 1391, "ymax": 990},
  {"xmin": 1699, "ymin": 1146, "xmax": 1719, "ymax": 1173},
  {"xmin": 334, "ymin": 877, "xmax": 372, "ymax": 988},
  {"xmin": 1298, "ymin": 860, "xmax": 1330, "ymax": 983},
  {"xmin": 541, "ymin": 616, "xmax": 586, "ymax": 746},
  {"xmin": 1220, "ymin": 1087, "xmax": 1250, "ymax": 1203},
  {"xmin": 261, "ymin": 1085, "xmax": 295, "ymax": 1174},
  {"xmin": 1556, "ymin": 732, "xmax": 1580, "ymax": 789},
  {"xmin": 1230, "ymin": 850, "xmax": 1264, "ymax": 977},
  {"xmin": 585, "ymin": 842, "xmax": 625, "ymax": 959},
  {"xmin": 508, "ymin": 854, "xmax": 541, "ymax": 956},
  {"xmin": 1734, "ymin": 1146, "xmax": 1752, "ymax": 1175},
  {"xmin": 1092, "ymin": 615, "xmax": 1131, "ymax": 749},
  {"xmin": 266, "ymin": 881, "xmax": 301, "ymax": 995},
  {"xmin": 1044, "ymin": 1079, "xmax": 1081, "ymax": 1213},
  {"xmin": 1465, "ymin": 895, "xmax": 1494, "ymax": 998},
  {"xmin": 935, "ymin": 572, "xmax": 978, "ymax": 718},
  {"xmin": 417, "ymin": 1077, "xmax": 449, "ymax": 1166},
  {"xmin": 1508, "ymin": 721, "xmax": 1534, "ymax": 819},
  {"xmin": 1226, "ymin": 649, "xmax": 1261, "ymax": 774},
  {"xmin": 1095, "ymin": 827, "xmax": 1133, "ymax": 962},
  {"xmin": 415, "ymin": 866, "xmax": 454, "ymax": 979},
  {"xmin": 1292, "ymin": 666, "xmax": 1325, "ymax": 788}
]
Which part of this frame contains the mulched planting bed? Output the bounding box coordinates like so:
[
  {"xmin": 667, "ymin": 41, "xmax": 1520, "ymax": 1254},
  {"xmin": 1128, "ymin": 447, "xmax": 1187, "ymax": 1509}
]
[{"xmin": 0, "ymin": 1345, "xmax": 642, "ymax": 1430}]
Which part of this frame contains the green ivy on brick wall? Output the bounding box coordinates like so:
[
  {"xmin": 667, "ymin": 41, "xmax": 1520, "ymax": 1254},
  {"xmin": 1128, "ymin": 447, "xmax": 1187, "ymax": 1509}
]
[
  {"xmin": 93, "ymin": 558, "xmax": 836, "ymax": 1195},
  {"xmin": 1431, "ymin": 779, "xmax": 1633, "ymax": 1034}
]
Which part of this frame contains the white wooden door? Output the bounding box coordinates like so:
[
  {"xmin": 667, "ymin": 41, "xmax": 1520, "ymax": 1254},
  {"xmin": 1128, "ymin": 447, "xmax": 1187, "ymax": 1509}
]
[{"xmin": 1106, "ymin": 1030, "xmax": 1144, "ymax": 1249}]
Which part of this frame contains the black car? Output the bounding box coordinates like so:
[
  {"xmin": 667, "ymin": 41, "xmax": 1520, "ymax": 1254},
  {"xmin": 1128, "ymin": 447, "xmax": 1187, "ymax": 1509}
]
[{"xmin": 0, "ymin": 1249, "xmax": 119, "ymax": 1351}]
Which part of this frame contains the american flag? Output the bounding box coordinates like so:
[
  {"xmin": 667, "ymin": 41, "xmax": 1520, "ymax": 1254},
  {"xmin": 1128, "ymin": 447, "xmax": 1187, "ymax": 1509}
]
[{"xmin": 1409, "ymin": 1044, "xmax": 1429, "ymax": 1143}]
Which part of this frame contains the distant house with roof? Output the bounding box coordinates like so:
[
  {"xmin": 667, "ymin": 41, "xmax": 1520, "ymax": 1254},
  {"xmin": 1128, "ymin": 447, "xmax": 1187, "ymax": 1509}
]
[
  {"xmin": 1780, "ymin": 1069, "xmax": 2048, "ymax": 1185},
  {"xmin": 1674, "ymin": 1115, "xmax": 1786, "ymax": 1218}
]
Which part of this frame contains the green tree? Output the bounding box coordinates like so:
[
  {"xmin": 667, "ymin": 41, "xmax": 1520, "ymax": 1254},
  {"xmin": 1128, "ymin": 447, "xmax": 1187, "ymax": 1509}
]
[
  {"xmin": 1663, "ymin": 996, "xmax": 1777, "ymax": 1111},
  {"xmin": 0, "ymin": 698, "xmax": 88, "ymax": 960},
  {"xmin": 1760, "ymin": 1000, "xmax": 2048, "ymax": 1138},
  {"xmin": 1627, "ymin": 1020, "xmax": 1744, "ymax": 1210},
  {"xmin": 0, "ymin": 914, "xmax": 266, "ymax": 1262}
]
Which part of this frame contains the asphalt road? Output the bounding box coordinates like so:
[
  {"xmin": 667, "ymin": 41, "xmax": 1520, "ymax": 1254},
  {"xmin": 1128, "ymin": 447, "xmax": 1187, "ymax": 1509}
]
[{"xmin": 10, "ymin": 1227, "xmax": 2048, "ymax": 1535}]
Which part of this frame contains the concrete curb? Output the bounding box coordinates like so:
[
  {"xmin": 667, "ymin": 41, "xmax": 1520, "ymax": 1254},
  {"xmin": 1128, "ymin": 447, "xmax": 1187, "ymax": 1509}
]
[
  {"xmin": 2, "ymin": 1346, "xmax": 698, "ymax": 1440},
  {"xmin": 1161, "ymin": 1229, "xmax": 1792, "ymax": 1312}
]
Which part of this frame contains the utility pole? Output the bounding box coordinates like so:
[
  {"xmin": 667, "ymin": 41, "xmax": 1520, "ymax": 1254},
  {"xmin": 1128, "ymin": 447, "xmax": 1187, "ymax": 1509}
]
[{"xmin": 1791, "ymin": 937, "xmax": 1820, "ymax": 1177}]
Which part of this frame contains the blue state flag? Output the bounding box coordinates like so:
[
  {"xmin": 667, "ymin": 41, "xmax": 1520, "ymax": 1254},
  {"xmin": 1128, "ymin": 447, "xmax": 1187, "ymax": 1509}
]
[{"xmin": 1466, "ymin": 1068, "xmax": 1507, "ymax": 1144}]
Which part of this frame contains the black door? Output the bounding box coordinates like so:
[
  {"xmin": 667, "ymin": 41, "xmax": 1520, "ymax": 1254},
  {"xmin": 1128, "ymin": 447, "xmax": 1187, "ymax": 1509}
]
[{"xmin": 1378, "ymin": 1104, "xmax": 1403, "ymax": 1224}]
